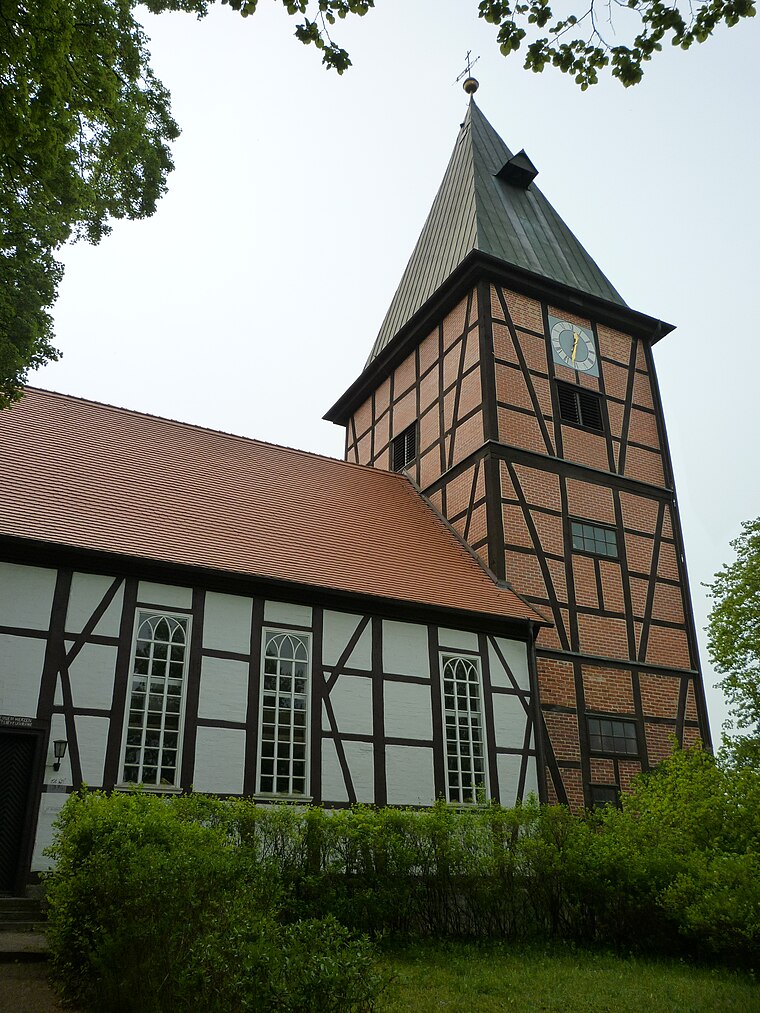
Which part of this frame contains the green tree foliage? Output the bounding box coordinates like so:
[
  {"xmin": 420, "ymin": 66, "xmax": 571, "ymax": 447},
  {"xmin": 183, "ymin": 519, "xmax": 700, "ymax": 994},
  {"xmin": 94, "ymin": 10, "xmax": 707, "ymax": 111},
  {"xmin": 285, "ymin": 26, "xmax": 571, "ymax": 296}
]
[
  {"xmin": 706, "ymin": 517, "xmax": 760, "ymax": 768},
  {"xmin": 477, "ymin": 0, "xmax": 756, "ymax": 89},
  {"xmin": 0, "ymin": 1, "xmax": 198, "ymax": 406}
]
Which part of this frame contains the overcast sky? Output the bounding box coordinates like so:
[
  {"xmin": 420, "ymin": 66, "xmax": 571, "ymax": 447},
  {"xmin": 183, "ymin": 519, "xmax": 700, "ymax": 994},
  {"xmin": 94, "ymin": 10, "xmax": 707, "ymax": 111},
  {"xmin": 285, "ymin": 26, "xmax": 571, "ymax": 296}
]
[{"xmin": 36, "ymin": 1, "xmax": 760, "ymax": 743}]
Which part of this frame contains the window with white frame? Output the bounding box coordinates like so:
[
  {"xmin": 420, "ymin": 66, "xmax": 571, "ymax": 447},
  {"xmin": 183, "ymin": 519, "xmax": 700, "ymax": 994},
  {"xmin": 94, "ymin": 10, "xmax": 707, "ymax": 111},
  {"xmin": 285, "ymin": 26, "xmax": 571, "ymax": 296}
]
[
  {"xmin": 258, "ymin": 631, "xmax": 310, "ymax": 795},
  {"xmin": 122, "ymin": 612, "xmax": 188, "ymax": 786},
  {"xmin": 442, "ymin": 654, "xmax": 487, "ymax": 803}
]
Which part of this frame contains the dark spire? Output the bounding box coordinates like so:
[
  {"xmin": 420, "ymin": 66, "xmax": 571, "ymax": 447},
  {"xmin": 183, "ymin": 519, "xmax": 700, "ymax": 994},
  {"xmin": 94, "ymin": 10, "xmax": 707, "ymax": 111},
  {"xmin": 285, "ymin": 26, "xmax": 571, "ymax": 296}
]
[{"xmin": 367, "ymin": 101, "xmax": 625, "ymax": 364}]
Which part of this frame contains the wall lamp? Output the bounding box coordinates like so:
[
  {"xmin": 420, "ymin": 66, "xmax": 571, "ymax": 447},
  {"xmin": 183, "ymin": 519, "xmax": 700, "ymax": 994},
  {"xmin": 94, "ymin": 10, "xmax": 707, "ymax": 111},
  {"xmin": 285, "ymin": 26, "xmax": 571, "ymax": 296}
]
[{"xmin": 53, "ymin": 739, "xmax": 68, "ymax": 772}]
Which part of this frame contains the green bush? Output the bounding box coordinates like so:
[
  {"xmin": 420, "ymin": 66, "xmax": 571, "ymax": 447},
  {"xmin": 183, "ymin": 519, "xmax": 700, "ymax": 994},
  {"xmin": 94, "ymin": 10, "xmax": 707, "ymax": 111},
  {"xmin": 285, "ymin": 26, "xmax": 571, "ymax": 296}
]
[
  {"xmin": 45, "ymin": 745, "xmax": 760, "ymax": 1005},
  {"xmin": 45, "ymin": 790, "xmax": 385, "ymax": 1012}
]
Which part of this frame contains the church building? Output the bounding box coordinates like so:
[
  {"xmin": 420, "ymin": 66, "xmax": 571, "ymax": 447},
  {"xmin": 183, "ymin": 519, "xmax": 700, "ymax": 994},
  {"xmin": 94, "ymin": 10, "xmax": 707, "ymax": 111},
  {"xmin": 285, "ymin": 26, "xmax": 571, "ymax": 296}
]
[{"xmin": 0, "ymin": 96, "xmax": 710, "ymax": 894}]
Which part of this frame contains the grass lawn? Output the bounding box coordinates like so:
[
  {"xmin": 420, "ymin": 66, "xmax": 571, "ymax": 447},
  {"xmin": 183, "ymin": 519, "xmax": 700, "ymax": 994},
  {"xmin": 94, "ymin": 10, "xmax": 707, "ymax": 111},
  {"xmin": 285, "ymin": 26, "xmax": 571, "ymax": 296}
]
[{"xmin": 378, "ymin": 942, "xmax": 759, "ymax": 1012}]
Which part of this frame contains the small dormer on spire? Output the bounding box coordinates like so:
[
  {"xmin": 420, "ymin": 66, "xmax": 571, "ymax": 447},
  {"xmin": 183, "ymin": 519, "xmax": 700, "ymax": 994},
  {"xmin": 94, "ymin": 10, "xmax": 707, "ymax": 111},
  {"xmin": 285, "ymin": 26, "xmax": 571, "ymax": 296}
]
[{"xmin": 496, "ymin": 149, "xmax": 538, "ymax": 189}]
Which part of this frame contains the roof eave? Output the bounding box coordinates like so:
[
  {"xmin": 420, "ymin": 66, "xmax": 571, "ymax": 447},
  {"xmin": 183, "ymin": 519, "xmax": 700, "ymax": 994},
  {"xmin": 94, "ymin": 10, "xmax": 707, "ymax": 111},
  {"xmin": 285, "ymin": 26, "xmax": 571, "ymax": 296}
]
[
  {"xmin": 324, "ymin": 249, "xmax": 675, "ymax": 425},
  {"xmin": 0, "ymin": 533, "xmax": 546, "ymax": 637}
]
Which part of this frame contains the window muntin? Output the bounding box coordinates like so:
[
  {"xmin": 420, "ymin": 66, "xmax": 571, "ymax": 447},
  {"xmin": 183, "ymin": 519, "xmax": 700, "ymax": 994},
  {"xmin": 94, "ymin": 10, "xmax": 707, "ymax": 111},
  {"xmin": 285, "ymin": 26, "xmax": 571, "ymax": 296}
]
[
  {"xmin": 258, "ymin": 630, "xmax": 310, "ymax": 796},
  {"xmin": 571, "ymin": 520, "xmax": 618, "ymax": 558},
  {"xmin": 391, "ymin": 423, "xmax": 417, "ymax": 472},
  {"xmin": 442, "ymin": 655, "xmax": 487, "ymax": 804},
  {"xmin": 122, "ymin": 612, "xmax": 188, "ymax": 786},
  {"xmin": 587, "ymin": 717, "xmax": 638, "ymax": 756},
  {"xmin": 556, "ymin": 382, "xmax": 603, "ymax": 431}
]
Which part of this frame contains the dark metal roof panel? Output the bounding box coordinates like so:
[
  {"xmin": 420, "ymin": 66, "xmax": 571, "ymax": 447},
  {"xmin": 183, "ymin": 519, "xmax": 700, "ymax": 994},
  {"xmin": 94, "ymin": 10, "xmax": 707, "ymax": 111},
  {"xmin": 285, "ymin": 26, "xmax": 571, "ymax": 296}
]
[{"xmin": 367, "ymin": 101, "xmax": 626, "ymax": 364}]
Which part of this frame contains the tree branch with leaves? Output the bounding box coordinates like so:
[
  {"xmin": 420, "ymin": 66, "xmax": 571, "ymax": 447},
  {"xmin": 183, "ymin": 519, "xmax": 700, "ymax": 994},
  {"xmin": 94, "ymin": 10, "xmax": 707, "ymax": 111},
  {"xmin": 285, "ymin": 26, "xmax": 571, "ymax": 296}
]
[{"xmin": 706, "ymin": 518, "xmax": 760, "ymax": 768}]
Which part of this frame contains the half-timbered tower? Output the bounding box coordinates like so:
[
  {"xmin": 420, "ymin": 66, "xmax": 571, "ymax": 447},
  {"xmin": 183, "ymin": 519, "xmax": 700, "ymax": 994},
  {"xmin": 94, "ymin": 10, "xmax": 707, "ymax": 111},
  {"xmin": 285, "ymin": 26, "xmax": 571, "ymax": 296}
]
[{"xmin": 325, "ymin": 98, "xmax": 712, "ymax": 809}]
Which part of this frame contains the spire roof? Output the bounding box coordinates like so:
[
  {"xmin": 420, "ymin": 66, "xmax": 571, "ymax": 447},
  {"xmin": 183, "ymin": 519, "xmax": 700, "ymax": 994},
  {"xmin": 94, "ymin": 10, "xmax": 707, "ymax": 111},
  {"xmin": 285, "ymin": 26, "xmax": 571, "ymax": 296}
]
[{"xmin": 367, "ymin": 100, "xmax": 626, "ymax": 364}]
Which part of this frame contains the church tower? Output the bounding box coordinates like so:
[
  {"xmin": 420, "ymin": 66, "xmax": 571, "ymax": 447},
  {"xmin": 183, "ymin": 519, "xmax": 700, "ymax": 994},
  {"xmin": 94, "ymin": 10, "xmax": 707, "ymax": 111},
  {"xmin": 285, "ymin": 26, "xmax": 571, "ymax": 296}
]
[{"xmin": 325, "ymin": 98, "xmax": 711, "ymax": 808}]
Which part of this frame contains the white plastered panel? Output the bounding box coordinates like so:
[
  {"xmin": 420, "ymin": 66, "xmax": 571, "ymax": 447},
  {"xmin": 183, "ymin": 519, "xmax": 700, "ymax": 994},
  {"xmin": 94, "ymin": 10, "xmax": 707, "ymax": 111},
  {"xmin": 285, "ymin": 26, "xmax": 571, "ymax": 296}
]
[
  {"xmin": 325, "ymin": 675, "xmax": 372, "ymax": 736},
  {"xmin": 384, "ymin": 680, "xmax": 433, "ymax": 741},
  {"xmin": 496, "ymin": 753, "xmax": 539, "ymax": 807},
  {"xmin": 321, "ymin": 738, "xmax": 349, "ymax": 803},
  {"xmin": 497, "ymin": 754, "xmax": 522, "ymax": 808},
  {"xmin": 438, "ymin": 628, "xmax": 479, "ymax": 653},
  {"xmin": 76, "ymin": 715, "xmax": 110, "ymax": 785},
  {"xmin": 382, "ymin": 620, "xmax": 430, "ymax": 678},
  {"xmin": 344, "ymin": 741, "xmax": 374, "ymax": 802},
  {"xmin": 66, "ymin": 572, "xmax": 124, "ymax": 638},
  {"xmin": 488, "ymin": 638, "xmax": 530, "ymax": 691},
  {"xmin": 31, "ymin": 793, "xmax": 68, "ymax": 872},
  {"xmin": 68, "ymin": 643, "xmax": 118, "ymax": 710},
  {"xmin": 192, "ymin": 726, "xmax": 245, "ymax": 794},
  {"xmin": 0, "ymin": 635, "xmax": 47, "ymax": 717},
  {"xmin": 386, "ymin": 745, "xmax": 435, "ymax": 806},
  {"xmin": 492, "ymin": 694, "xmax": 531, "ymax": 750},
  {"xmin": 198, "ymin": 656, "xmax": 248, "ymax": 722},
  {"xmin": 322, "ymin": 611, "xmax": 371, "ymax": 670},
  {"xmin": 203, "ymin": 592, "xmax": 253, "ymax": 654},
  {"xmin": 264, "ymin": 601, "xmax": 312, "ymax": 627},
  {"xmin": 137, "ymin": 581, "xmax": 192, "ymax": 610},
  {"xmin": 0, "ymin": 562, "xmax": 57, "ymax": 631}
]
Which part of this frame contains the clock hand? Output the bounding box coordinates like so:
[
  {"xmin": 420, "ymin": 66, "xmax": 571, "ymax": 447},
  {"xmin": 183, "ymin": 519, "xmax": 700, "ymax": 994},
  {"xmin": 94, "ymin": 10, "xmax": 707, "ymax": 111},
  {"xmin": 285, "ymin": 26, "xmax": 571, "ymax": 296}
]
[{"xmin": 571, "ymin": 331, "xmax": 580, "ymax": 362}]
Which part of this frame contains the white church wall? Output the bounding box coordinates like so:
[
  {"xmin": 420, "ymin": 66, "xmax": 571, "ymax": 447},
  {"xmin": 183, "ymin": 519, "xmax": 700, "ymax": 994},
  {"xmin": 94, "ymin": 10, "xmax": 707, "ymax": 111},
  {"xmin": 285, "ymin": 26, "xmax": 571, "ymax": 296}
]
[
  {"xmin": 0, "ymin": 562, "xmax": 57, "ymax": 631},
  {"xmin": 322, "ymin": 610, "xmax": 372, "ymax": 670},
  {"xmin": 66, "ymin": 572, "xmax": 124, "ymax": 638},
  {"xmin": 67, "ymin": 643, "xmax": 117, "ymax": 711},
  {"xmin": 193, "ymin": 726, "xmax": 246, "ymax": 794},
  {"xmin": 384, "ymin": 680, "xmax": 433, "ymax": 741},
  {"xmin": 381, "ymin": 619, "xmax": 430, "ymax": 678},
  {"xmin": 325, "ymin": 675, "xmax": 373, "ymax": 737},
  {"xmin": 264, "ymin": 601, "xmax": 312, "ymax": 627},
  {"xmin": 386, "ymin": 745, "xmax": 435, "ymax": 806},
  {"xmin": 0, "ymin": 559, "xmax": 541, "ymax": 884},
  {"xmin": 203, "ymin": 591, "xmax": 252, "ymax": 654},
  {"xmin": 197, "ymin": 656, "xmax": 248, "ymax": 723},
  {"xmin": 137, "ymin": 581, "xmax": 192, "ymax": 610},
  {"xmin": 0, "ymin": 633, "xmax": 46, "ymax": 715},
  {"xmin": 76, "ymin": 715, "xmax": 110, "ymax": 785}
]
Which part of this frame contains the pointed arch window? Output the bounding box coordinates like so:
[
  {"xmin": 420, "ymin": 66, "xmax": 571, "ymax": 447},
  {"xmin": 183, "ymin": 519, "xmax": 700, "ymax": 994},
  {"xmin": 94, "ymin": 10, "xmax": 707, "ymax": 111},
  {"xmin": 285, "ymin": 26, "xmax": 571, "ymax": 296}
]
[
  {"xmin": 257, "ymin": 630, "xmax": 311, "ymax": 796},
  {"xmin": 122, "ymin": 612, "xmax": 189, "ymax": 787},
  {"xmin": 441, "ymin": 654, "xmax": 487, "ymax": 804}
]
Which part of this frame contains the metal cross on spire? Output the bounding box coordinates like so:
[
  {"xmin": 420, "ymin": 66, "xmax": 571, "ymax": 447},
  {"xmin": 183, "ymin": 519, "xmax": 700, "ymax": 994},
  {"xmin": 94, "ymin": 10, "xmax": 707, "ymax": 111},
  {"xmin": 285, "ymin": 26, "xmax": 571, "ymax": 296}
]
[{"xmin": 456, "ymin": 50, "xmax": 480, "ymax": 94}]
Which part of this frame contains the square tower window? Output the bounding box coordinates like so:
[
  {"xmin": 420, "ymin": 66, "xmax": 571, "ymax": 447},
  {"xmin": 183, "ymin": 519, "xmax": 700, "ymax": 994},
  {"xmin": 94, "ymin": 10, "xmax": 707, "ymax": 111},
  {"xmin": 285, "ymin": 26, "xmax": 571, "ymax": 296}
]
[
  {"xmin": 587, "ymin": 717, "xmax": 638, "ymax": 756},
  {"xmin": 556, "ymin": 382, "xmax": 604, "ymax": 431},
  {"xmin": 391, "ymin": 423, "xmax": 417, "ymax": 472},
  {"xmin": 571, "ymin": 520, "xmax": 618, "ymax": 558},
  {"xmin": 122, "ymin": 612, "xmax": 189, "ymax": 787},
  {"xmin": 590, "ymin": 784, "xmax": 621, "ymax": 808}
]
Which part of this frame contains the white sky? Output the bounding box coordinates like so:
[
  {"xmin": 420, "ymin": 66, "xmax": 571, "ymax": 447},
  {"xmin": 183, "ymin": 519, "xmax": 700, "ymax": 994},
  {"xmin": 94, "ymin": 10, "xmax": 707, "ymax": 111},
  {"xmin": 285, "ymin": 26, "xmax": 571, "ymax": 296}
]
[{"xmin": 37, "ymin": 1, "xmax": 760, "ymax": 744}]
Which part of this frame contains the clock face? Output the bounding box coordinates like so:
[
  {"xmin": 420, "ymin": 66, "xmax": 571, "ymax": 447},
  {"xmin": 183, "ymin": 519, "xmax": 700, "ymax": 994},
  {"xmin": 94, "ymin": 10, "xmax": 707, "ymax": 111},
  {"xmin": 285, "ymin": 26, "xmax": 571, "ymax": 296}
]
[{"xmin": 549, "ymin": 316, "xmax": 599, "ymax": 376}]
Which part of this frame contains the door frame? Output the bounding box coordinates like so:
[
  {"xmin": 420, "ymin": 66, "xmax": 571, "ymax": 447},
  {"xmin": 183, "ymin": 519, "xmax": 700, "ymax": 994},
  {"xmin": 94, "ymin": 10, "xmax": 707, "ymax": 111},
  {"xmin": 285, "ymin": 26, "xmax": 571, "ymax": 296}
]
[{"xmin": 0, "ymin": 722, "xmax": 47, "ymax": 895}]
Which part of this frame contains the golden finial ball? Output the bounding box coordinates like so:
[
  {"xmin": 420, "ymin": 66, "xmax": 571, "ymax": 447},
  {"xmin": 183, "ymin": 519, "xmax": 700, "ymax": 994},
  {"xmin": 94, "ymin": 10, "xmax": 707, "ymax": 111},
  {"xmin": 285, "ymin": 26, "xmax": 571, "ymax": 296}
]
[{"xmin": 463, "ymin": 77, "xmax": 479, "ymax": 95}]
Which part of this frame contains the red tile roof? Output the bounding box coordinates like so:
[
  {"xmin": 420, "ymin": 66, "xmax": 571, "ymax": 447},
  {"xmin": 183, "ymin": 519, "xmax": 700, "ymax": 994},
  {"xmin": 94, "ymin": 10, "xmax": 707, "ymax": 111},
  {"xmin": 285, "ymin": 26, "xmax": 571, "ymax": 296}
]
[{"xmin": 0, "ymin": 389, "xmax": 543, "ymax": 624}]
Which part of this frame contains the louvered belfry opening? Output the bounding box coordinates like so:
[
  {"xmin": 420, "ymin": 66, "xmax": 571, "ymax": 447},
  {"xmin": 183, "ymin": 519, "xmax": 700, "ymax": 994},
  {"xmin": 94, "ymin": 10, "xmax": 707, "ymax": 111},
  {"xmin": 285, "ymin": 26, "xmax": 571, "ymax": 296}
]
[
  {"xmin": 556, "ymin": 382, "xmax": 603, "ymax": 431},
  {"xmin": 392, "ymin": 423, "xmax": 417, "ymax": 472}
]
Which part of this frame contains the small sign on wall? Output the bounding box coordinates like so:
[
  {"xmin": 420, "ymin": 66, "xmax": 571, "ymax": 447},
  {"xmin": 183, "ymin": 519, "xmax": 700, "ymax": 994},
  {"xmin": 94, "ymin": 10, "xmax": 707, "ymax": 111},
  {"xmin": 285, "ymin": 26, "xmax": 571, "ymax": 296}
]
[{"xmin": 0, "ymin": 714, "xmax": 34, "ymax": 728}]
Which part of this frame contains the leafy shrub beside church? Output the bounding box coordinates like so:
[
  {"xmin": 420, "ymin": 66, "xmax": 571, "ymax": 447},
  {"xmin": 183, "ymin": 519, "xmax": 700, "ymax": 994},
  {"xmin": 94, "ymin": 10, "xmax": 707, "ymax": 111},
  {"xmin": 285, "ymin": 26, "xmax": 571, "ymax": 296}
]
[{"xmin": 45, "ymin": 747, "xmax": 759, "ymax": 1011}]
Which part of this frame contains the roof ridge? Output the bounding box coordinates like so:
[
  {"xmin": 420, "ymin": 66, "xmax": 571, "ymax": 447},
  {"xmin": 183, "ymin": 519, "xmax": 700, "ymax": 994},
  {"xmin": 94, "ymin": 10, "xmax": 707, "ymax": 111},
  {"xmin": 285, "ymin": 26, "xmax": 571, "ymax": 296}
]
[{"xmin": 22, "ymin": 387, "xmax": 407, "ymax": 481}]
